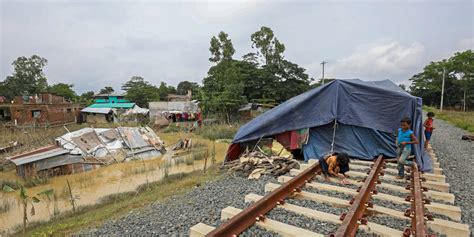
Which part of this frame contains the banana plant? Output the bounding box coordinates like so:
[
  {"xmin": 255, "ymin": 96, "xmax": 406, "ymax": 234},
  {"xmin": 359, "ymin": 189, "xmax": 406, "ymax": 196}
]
[
  {"xmin": 2, "ymin": 184, "xmax": 43, "ymax": 232},
  {"xmin": 19, "ymin": 186, "xmax": 41, "ymax": 233}
]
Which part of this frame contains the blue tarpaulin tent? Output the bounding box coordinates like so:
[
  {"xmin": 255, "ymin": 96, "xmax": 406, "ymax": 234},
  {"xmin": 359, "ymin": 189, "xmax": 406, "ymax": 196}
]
[{"xmin": 230, "ymin": 79, "xmax": 432, "ymax": 171}]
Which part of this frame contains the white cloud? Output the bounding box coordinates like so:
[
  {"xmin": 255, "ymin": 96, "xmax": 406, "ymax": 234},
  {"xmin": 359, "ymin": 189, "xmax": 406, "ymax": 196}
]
[{"xmin": 326, "ymin": 40, "xmax": 425, "ymax": 82}]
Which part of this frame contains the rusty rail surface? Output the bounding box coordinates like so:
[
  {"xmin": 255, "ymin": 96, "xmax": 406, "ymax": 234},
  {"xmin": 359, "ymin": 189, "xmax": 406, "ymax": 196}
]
[
  {"xmin": 404, "ymin": 163, "xmax": 434, "ymax": 237},
  {"xmin": 333, "ymin": 155, "xmax": 385, "ymax": 237},
  {"xmin": 205, "ymin": 161, "xmax": 322, "ymax": 237}
]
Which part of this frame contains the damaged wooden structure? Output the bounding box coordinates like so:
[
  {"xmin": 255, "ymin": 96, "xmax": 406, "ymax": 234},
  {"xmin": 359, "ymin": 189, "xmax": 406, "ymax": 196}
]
[{"xmin": 6, "ymin": 126, "xmax": 165, "ymax": 178}]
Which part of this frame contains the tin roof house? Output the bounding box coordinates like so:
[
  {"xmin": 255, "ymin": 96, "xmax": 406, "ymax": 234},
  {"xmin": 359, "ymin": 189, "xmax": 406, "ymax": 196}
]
[{"xmin": 81, "ymin": 93, "xmax": 148, "ymax": 123}]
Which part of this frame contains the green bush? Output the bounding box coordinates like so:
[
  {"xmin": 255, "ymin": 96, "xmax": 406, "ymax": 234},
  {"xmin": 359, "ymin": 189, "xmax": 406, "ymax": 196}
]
[{"xmin": 195, "ymin": 124, "xmax": 239, "ymax": 140}]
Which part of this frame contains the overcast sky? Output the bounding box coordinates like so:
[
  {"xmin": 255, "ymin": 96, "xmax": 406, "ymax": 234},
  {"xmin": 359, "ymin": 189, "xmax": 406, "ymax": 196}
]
[{"xmin": 1, "ymin": 0, "xmax": 473, "ymax": 94}]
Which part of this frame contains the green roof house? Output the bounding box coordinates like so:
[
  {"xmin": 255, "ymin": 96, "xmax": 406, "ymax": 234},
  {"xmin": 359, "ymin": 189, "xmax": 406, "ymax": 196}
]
[{"xmin": 81, "ymin": 93, "xmax": 137, "ymax": 123}]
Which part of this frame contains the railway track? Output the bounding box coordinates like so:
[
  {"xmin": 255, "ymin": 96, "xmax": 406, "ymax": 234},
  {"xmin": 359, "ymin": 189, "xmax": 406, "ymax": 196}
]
[{"xmin": 190, "ymin": 149, "xmax": 470, "ymax": 237}]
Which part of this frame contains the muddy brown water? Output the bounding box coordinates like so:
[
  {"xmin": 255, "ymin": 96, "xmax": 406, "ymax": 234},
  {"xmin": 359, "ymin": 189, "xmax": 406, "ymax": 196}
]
[{"xmin": 0, "ymin": 153, "xmax": 208, "ymax": 234}]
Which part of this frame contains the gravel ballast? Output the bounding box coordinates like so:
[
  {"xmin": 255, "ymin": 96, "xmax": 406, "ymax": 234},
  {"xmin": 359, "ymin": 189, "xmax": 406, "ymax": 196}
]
[
  {"xmin": 80, "ymin": 175, "xmax": 277, "ymax": 236},
  {"xmin": 429, "ymin": 118, "xmax": 474, "ymax": 233}
]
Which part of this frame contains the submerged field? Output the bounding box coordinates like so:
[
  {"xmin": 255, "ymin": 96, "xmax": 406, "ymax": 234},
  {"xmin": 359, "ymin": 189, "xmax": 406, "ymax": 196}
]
[{"xmin": 0, "ymin": 124, "xmax": 233, "ymax": 236}]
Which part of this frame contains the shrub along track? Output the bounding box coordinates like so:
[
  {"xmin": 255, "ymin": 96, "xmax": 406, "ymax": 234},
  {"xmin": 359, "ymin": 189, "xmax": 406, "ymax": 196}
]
[{"xmin": 191, "ymin": 149, "xmax": 470, "ymax": 237}]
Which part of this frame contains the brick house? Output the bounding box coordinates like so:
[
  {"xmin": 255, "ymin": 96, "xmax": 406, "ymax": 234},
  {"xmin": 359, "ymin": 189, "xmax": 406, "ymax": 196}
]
[{"xmin": 0, "ymin": 93, "xmax": 83, "ymax": 126}]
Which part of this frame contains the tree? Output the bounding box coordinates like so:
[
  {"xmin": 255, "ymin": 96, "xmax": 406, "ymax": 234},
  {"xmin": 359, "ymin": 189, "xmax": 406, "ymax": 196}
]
[
  {"xmin": 449, "ymin": 50, "xmax": 474, "ymax": 111},
  {"xmin": 399, "ymin": 84, "xmax": 408, "ymax": 92},
  {"xmin": 99, "ymin": 86, "xmax": 115, "ymax": 94},
  {"xmin": 77, "ymin": 91, "xmax": 95, "ymax": 105},
  {"xmin": 157, "ymin": 82, "xmax": 177, "ymax": 100},
  {"xmin": 123, "ymin": 77, "xmax": 159, "ymax": 108},
  {"xmin": 248, "ymin": 26, "xmax": 311, "ymax": 102},
  {"xmin": 201, "ymin": 60, "xmax": 247, "ymax": 121},
  {"xmin": 0, "ymin": 55, "xmax": 48, "ymax": 99},
  {"xmin": 201, "ymin": 27, "xmax": 312, "ymax": 121},
  {"xmin": 209, "ymin": 31, "xmax": 235, "ymax": 63},
  {"xmin": 410, "ymin": 50, "xmax": 473, "ymax": 110},
  {"xmin": 202, "ymin": 31, "xmax": 247, "ymax": 121},
  {"xmin": 176, "ymin": 81, "xmax": 200, "ymax": 96},
  {"xmin": 47, "ymin": 83, "xmax": 77, "ymax": 100},
  {"xmin": 250, "ymin": 26, "xmax": 285, "ymax": 67}
]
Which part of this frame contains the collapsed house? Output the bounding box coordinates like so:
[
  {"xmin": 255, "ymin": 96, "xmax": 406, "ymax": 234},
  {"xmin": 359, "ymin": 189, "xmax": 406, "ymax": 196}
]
[
  {"xmin": 0, "ymin": 93, "xmax": 83, "ymax": 126},
  {"xmin": 80, "ymin": 93, "xmax": 149, "ymax": 123},
  {"xmin": 226, "ymin": 79, "xmax": 432, "ymax": 171},
  {"xmin": 7, "ymin": 126, "xmax": 164, "ymax": 178}
]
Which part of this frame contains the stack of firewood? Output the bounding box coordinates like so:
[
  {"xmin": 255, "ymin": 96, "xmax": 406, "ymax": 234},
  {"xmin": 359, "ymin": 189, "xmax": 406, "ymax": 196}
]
[{"xmin": 223, "ymin": 151, "xmax": 300, "ymax": 179}]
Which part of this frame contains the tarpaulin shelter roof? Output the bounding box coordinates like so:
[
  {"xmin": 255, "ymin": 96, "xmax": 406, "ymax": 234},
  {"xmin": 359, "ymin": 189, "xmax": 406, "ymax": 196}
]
[
  {"xmin": 123, "ymin": 105, "xmax": 149, "ymax": 115},
  {"xmin": 232, "ymin": 79, "xmax": 431, "ymax": 171}
]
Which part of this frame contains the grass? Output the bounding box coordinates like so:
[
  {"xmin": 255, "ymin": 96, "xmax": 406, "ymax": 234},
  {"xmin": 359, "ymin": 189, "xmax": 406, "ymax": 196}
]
[
  {"xmin": 423, "ymin": 106, "xmax": 474, "ymax": 133},
  {"xmin": 0, "ymin": 196, "xmax": 14, "ymax": 213},
  {"xmin": 194, "ymin": 123, "xmax": 239, "ymax": 140},
  {"xmin": 17, "ymin": 166, "xmax": 223, "ymax": 237}
]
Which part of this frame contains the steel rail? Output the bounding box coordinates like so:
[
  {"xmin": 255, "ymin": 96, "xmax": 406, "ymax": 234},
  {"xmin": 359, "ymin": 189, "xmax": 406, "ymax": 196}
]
[
  {"xmin": 404, "ymin": 162, "xmax": 434, "ymax": 237},
  {"xmin": 333, "ymin": 155, "xmax": 385, "ymax": 237},
  {"xmin": 205, "ymin": 161, "xmax": 322, "ymax": 237}
]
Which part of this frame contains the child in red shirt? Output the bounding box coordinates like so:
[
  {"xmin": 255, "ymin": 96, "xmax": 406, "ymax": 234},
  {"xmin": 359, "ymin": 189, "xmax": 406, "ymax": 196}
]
[{"xmin": 424, "ymin": 112, "xmax": 435, "ymax": 150}]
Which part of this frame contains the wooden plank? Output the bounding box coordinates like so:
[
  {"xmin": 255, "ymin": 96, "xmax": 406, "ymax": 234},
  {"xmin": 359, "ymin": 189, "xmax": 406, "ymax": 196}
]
[
  {"xmin": 296, "ymin": 168, "xmax": 449, "ymax": 192},
  {"xmin": 290, "ymin": 168, "xmax": 454, "ymax": 201},
  {"xmin": 265, "ymin": 182, "xmax": 350, "ymax": 208},
  {"xmin": 378, "ymin": 182, "xmax": 455, "ymax": 204},
  {"xmin": 267, "ymin": 183, "xmax": 467, "ymax": 237},
  {"xmin": 245, "ymin": 193, "xmax": 403, "ymax": 237},
  {"xmin": 433, "ymin": 167, "xmax": 443, "ymax": 175},
  {"xmin": 348, "ymin": 160, "xmax": 443, "ymax": 175},
  {"xmin": 221, "ymin": 206, "xmax": 324, "ymax": 237},
  {"xmin": 348, "ymin": 164, "xmax": 446, "ymax": 183},
  {"xmin": 245, "ymin": 193, "xmax": 342, "ymax": 224},
  {"xmin": 344, "ymin": 170, "xmax": 450, "ymax": 192},
  {"xmin": 190, "ymin": 223, "xmax": 215, "ymax": 237},
  {"xmin": 278, "ymin": 176, "xmax": 461, "ymax": 221},
  {"xmin": 427, "ymin": 218, "xmax": 471, "ymax": 237}
]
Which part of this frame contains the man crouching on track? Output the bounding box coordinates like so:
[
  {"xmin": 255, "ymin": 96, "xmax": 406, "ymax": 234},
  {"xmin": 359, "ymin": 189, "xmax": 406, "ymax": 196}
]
[
  {"xmin": 319, "ymin": 153, "xmax": 351, "ymax": 184},
  {"xmin": 396, "ymin": 117, "xmax": 419, "ymax": 179}
]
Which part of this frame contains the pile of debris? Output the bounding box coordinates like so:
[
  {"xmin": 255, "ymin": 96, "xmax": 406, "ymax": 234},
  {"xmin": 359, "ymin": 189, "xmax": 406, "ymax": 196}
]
[
  {"xmin": 7, "ymin": 126, "xmax": 165, "ymax": 178},
  {"xmin": 461, "ymin": 135, "xmax": 474, "ymax": 141},
  {"xmin": 224, "ymin": 151, "xmax": 300, "ymax": 179}
]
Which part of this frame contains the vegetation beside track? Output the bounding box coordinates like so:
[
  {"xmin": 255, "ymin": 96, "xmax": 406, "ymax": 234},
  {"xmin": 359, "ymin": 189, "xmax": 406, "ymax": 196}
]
[
  {"xmin": 424, "ymin": 106, "xmax": 474, "ymax": 133},
  {"xmin": 15, "ymin": 167, "xmax": 223, "ymax": 237}
]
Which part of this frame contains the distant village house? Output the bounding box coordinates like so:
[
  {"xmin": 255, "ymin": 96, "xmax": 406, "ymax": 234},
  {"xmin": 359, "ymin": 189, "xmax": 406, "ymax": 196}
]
[
  {"xmin": 81, "ymin": 93, "xmax": 148, "ymax": 123},
  {"xmin": 149, "ymin": 90, "xmax": 201, "ymax": 127},
  {"xmin": 0, "ymin": 93, "xmax": 83, "ymax": 126}
]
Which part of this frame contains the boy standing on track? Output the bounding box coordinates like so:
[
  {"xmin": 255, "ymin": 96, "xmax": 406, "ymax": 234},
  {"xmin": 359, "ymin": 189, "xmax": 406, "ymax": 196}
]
[
  {"xmin": 424, "ymin": 112, "xmax": 435, "ymax": 150},
  {"xmin": 396, "ymin": 117, "xmax": 419, "ymax": 179}
]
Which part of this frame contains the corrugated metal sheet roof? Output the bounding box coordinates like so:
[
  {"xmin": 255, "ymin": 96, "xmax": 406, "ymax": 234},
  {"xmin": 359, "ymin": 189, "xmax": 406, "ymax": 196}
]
[
  {"xmin": 9, "ymin": 147, "xmax": 70, "ymax": 166},
  {"xmin": 117, "ymin": 127, "xmax": 150, "ymax": 149},
  {"xmin": 81, "ymin": 107, "xmax": 113, "ymax": 114},
  {"xmin": 35, "ymin": 154, "xmax": 84, "ymax": 171}
]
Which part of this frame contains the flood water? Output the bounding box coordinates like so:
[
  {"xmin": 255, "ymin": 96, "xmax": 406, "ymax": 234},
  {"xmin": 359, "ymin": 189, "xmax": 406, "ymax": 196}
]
[{"xmin": 0, "ymin": 152, "xmax": 209, "ymax": 234}]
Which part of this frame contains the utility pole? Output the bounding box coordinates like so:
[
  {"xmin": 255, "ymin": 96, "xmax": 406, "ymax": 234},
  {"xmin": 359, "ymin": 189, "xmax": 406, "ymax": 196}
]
[
  {"xmin": 440, "ymin": 67, "xmax": 445, "ymax": 111},
  {"xmin": 321, "ymin": 61, "xmax": 327, "ymax": 85}
]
